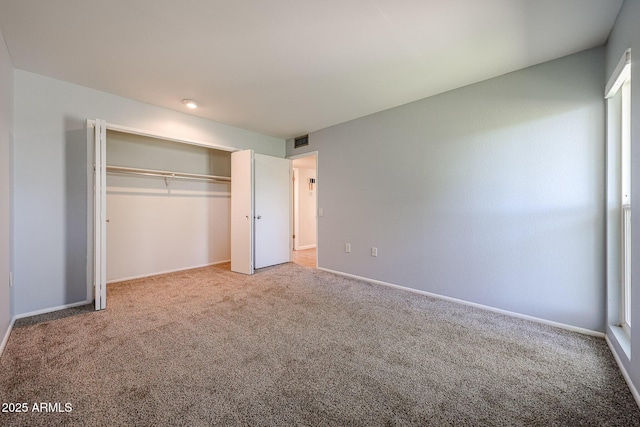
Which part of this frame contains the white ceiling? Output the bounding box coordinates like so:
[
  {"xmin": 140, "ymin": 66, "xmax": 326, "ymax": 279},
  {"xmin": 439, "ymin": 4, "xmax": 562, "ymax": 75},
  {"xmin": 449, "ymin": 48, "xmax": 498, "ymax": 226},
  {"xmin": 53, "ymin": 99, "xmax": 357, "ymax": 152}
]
[{"xmin": 0, "ymin": 0, "xmax": 623, "ymax": 139}]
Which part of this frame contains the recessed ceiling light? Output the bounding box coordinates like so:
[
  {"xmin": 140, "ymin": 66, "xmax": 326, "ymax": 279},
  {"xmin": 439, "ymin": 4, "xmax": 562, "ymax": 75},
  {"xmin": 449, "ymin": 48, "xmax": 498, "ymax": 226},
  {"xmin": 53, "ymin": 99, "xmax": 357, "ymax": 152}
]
[{"xmin": 182, "ymin": 99, "xmax": 198, "ymax": 109}]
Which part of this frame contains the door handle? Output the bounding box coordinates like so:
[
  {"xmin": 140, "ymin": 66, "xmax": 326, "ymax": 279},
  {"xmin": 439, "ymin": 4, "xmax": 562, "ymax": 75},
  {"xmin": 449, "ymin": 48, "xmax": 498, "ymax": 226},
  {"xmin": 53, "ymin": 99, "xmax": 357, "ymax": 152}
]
[{"xmin": 256, "ymin": 215, "xmax": 262, "ymax": 219}]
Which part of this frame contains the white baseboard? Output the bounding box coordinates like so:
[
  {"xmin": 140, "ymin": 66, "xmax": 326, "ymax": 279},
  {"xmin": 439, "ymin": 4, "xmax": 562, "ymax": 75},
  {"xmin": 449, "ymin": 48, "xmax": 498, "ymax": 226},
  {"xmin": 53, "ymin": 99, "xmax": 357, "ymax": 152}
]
[
  {"xmin": 0, "ymin": 316, "xmax": 16, "ymax": 357},
  {"xmin": 107, "ymin": 260, "xmax": 231, "ymax": 284},
  {"xmin": 606, "ymin": 334, "xmax": 640, "ymax": 408},
  {"xmin": 3, "ymin": 299, "xmax": 93, "ymax": 357},
  {"xmin": 295, "ymin": 244, "xmax": 316, "ymax": 251},
  {"xmin": 14, "ymin": 299, "xmax": 93, "ymax": 321},
  {"xmin": 317, "ymin": 267, "xmax": 604, "ymax": 338}
]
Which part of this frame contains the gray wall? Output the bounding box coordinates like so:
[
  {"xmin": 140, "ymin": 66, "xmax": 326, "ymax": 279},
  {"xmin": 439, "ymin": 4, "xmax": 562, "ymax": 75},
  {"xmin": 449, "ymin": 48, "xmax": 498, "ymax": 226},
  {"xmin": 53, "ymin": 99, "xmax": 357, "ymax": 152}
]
[
  {"xmin": 288, "ymin": 48, "xmax": 605, "ymax": 332},
  {"xmin": 13, "ymin": 70, "xmax": 284, "ymax": 316},
  {"xmin": 606, "ymin": 0, "xmax": 640, "ymax": 398},
  {"xmin": 0, "ymin": 27, "xmax": 13, "ymax": 349}
]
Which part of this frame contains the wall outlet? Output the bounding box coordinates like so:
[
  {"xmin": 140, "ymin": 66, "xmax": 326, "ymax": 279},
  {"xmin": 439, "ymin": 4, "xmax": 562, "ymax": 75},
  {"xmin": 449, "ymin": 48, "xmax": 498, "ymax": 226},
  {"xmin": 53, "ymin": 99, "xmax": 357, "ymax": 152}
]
[
  {"xmin": 371, "ymin": 247, "xmax": 378, "ymax": 257},
  {"xmin": 319, "ymin": 208, "xmax": 324, "ymax": 217},
  {"xmin": 345, "ymin": 243, "xmax": 351, "ymax": 253}
]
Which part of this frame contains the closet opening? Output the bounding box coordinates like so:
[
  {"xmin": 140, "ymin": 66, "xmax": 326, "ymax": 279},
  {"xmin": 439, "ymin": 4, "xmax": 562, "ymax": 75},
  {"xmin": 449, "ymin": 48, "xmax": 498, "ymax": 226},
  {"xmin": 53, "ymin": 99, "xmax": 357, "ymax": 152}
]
[
  {"xmin": 289, "ymin": 152, "xmax": 318, "ymax": 269},
  {"xmin": 105, "ymin": 130, "xmax": 233, "ymax": 284}
]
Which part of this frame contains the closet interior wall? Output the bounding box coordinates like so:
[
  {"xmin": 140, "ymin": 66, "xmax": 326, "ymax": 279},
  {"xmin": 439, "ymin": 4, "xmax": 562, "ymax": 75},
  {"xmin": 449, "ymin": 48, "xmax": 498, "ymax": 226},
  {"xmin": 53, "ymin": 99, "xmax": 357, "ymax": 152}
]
[{"xmin": 106, "ymin": 130, "xmax": 231, "ymax": 283}]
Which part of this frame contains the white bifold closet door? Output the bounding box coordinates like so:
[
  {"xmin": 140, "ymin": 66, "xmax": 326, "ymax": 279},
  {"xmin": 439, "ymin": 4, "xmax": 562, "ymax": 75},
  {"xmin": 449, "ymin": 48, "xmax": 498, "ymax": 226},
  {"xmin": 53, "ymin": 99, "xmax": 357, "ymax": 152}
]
[
  {"xmin": 94, "ymin": 119, "xmax": 107, "ymax": 310},
  {"xmin": 231, "ymin": 150, "xmax": 291, "ymax": 274}
]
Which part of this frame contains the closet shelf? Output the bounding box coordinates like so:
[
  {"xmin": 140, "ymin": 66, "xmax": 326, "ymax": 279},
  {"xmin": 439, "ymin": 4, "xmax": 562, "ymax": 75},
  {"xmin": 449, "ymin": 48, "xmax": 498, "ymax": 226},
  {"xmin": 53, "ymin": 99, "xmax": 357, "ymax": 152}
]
[{"xmin": 105, "ymin": 165, "xmax": 231, "ymax": 183}]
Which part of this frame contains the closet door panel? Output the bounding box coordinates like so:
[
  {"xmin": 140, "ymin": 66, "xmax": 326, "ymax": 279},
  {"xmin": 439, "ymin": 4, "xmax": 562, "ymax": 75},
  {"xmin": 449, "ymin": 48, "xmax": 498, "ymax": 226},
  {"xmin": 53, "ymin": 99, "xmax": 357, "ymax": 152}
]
[{"xmin": 231, "ymin": 150, "xmax": 254, "ymax": 274}]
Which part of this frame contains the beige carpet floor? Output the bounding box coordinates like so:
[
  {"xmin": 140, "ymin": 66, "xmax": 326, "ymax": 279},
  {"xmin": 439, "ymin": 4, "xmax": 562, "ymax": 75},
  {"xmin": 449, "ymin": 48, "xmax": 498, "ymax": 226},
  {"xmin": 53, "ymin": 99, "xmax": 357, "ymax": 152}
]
[{"xmin": 1, "ymin": 263, "xmax": 639, "ymax": 426}]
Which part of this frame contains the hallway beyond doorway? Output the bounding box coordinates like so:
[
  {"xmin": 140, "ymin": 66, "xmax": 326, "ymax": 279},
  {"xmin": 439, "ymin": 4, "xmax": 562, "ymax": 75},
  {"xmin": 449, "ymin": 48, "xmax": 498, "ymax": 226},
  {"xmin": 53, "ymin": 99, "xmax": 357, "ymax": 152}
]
[{"xmin": 292, "ymin": 248, "xmax": 316, "ymax": 268}]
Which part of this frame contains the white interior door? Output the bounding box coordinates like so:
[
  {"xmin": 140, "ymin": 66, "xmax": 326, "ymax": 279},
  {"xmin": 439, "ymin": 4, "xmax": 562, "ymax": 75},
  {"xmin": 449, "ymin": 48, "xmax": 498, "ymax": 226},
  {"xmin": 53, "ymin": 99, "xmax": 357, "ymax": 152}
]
[
  {"xmin": 255, "ymin": 154, "xmax": 291, "ymax": 269},
  {"xmin": 94, "ymin": 119, "xmax": 107, "ymax": 310},
  {"xmin": 231, "ymin": 150, "xmax": 254, "ymax": 274}
]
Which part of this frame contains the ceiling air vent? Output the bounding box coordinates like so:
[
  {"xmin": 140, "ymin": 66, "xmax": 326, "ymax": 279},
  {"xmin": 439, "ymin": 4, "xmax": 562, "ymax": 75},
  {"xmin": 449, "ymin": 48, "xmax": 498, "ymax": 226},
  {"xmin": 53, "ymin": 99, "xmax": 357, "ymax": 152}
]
[{"xmin": 294, "ymin": 135, "xmax": 309, "ymax": 148}]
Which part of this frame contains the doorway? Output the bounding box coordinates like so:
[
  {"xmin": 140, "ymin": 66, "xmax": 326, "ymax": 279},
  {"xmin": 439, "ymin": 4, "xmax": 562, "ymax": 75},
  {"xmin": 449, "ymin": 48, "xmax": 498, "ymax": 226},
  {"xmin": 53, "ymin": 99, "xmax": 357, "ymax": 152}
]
[{"xmin": 290, "ymin": 152, "xmax": 318, "ymax": 268}]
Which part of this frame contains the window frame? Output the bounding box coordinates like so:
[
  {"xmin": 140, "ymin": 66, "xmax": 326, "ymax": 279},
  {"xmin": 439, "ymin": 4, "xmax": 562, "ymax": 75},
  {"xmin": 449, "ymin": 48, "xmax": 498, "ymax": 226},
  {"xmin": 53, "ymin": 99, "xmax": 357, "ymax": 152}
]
[{"xmin": 606, "ymin": 49, "xmax": 632, "ymax": 336}]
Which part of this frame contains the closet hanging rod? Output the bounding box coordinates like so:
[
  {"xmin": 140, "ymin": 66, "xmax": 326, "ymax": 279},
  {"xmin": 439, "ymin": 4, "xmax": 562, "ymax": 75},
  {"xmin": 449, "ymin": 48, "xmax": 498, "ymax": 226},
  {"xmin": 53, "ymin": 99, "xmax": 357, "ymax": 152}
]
[{"xmin": 105, "ymin": 165, "xmax": 231, "ymax": 182}]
